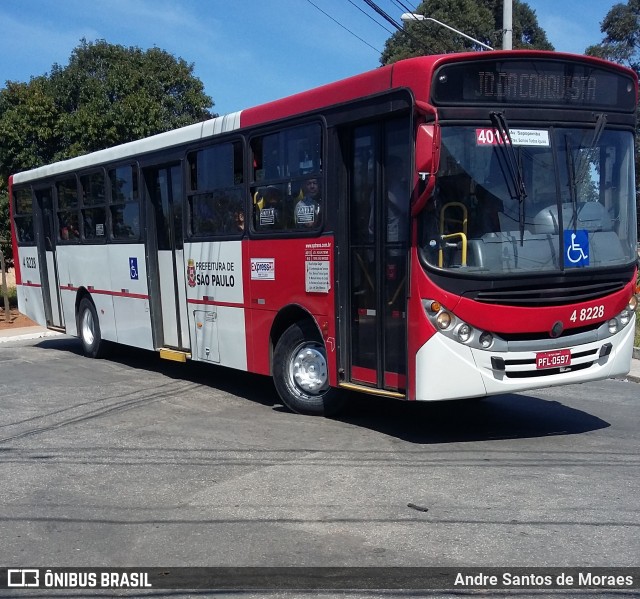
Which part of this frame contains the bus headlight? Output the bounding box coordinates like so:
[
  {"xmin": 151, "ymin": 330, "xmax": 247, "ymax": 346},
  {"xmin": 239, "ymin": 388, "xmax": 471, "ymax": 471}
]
[
  {"xmin": 479, "ymin": 331, "xmax": 493, "ymax": 348},
  {"xmin": 629, "ymin": 295, "xmax": 638, "ymax": 312},
  {"xmin": 619, "ymin": 309, "xmax": 631, "ymax": 326},
  {"xmin": 436, "ymin": 311, "xmax": 453, "ymax": 330},
  {"xmin": 457, "ymin": 323, "xmax": 472, "ymax": 342},
  {"xmin": 422, "ymin": 299, "xmax": 502, "ymax": 351},
  {"xmin": 608, "ymin": 319, "xmax": 619, "ymax": 334}
]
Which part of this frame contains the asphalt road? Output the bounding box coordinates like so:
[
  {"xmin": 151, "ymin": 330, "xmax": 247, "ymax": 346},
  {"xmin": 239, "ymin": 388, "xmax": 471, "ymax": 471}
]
[{"xmin": 0, "ymin": 336, "xmax": 639, "ymax": 598}]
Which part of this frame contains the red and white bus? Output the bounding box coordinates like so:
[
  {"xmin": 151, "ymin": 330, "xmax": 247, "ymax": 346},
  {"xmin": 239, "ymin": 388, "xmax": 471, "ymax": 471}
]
[{"xmin": 9, "ymin": 51, "xmax": 639, "ymax": 415}]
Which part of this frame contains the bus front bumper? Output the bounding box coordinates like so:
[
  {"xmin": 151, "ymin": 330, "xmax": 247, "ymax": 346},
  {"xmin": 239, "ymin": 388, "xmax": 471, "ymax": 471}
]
[{"xmin": 414, "ymin": 316, "xmax": 636, "ymax": 401}]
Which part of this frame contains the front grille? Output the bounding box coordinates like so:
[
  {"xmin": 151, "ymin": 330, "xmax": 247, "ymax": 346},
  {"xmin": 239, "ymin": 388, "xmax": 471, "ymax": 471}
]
[
  {"xmin": 499, "ymin": 322, "xmax": 601, "ymax": 342},
  {"xmin": 471, "ymin": 280, "xmax": 625, "ymax": 306},
  {"xmin": 505, "ymin": 361, "xmax": 594, "ymax": 378},
  {"xmin": 500, "ymin": 347, "xmax": 599, "ymax": 378}
]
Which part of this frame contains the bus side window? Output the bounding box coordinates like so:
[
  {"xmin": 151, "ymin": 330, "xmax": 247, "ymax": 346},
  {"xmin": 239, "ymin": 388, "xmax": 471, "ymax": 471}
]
[
  {"xmin": 12, "ymin": 188, "xmax": 35, "ymax": 245},
  {"xmin": 187, "ymin": 141, "xmax": 244, "ymax": 239},
  {"xmin": 249, "ymin": 123, "xmax": 322, "ymax": 234},
  {"xmin": 56, "ymin": 176, "xmax": 80, "ymax": 243},
  {"xmin": 80, "ymin": 170, "xmax": 107, "ymax": 241},
  {"xmin": 109, "ymin": 165, "xmax": 140, "ymax": 241}
]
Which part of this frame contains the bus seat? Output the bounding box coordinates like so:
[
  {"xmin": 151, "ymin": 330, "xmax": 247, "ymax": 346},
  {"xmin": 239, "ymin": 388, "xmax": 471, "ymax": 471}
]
[{"xmin": 534, "ymin": 202, "xmax": 612, "ymax": 234}]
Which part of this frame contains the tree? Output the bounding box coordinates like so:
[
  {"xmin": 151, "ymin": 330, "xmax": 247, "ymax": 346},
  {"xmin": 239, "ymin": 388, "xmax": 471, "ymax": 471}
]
[
  {"xmin": 586, "ymin": 0, "xmax": 640, "ymax": 71},
  {"xmin": 381, "ymin": 0, "xmax": 553, "ymax": 65},
  {"xmin": 0, "ymin": 39, "xmax": 214, "ymax": 262},
  {"xmin": 586, "ymin": 1, "xmax": 640, "ymax": 239}
]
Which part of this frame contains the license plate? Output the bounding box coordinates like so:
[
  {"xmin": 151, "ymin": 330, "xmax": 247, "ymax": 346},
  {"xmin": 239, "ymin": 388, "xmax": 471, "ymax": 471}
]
[{"xmin": 536, "ymin": 349, "xmax": 572, "ymax": 370}]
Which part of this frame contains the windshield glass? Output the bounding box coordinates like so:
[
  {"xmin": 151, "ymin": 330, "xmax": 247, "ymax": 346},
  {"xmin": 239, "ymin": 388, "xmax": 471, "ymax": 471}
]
[{"xmin": 419, "ymin": 125, "xmax": 637, "ymax": 275}]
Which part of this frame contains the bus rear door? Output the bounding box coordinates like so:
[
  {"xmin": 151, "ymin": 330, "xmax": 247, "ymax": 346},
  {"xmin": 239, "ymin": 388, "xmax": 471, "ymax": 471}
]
[
  {"xmin": 34, "ymin": 186, "xmax": 64, "ymax": 329},
  {"xmin": 143, "ymin": 163, "xmax": 190, "ymax": 353}
]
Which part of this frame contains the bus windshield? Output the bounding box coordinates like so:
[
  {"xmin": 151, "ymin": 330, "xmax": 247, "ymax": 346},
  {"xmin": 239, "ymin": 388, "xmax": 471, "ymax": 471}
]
[{"xmin": 419, "ymin": 125, "xmax": 637, "ymax": 275}]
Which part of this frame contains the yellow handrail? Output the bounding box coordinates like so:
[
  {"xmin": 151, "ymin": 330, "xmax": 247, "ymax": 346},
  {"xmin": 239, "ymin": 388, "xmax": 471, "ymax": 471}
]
[
  {"xmin": 438, "ymin": 202, "xmax": 468, "ymax": 267},
  {"xmin": 440, "ymin": 201, "xmax": 468, "ymax": 235},
  {"xmin": 438, "ymin": 232, "xmax": 467, "ymax": 267}
]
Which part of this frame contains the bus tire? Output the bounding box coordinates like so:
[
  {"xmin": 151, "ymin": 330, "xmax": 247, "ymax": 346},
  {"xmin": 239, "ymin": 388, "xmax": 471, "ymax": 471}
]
[
  {"xmin": 273, "ymin": 322, "xmax": 344, "ymax": 416},
  {"xmin": 78, "ymin": 297, "xmax": 105, "ymax": 359}
]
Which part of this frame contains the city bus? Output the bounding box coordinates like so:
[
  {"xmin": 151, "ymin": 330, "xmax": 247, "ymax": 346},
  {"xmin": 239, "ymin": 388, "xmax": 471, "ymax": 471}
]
[{"xmin": 9, "ymin": 50, "xmax": 639, "ymax": 416}]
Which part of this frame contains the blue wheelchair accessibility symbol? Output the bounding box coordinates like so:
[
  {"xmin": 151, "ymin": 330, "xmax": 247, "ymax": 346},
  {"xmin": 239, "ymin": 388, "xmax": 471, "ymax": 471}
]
[
  {"xmin": 563, "ymin": 230, "xmax": 589, "ymax": 267},
  {"xmin": 129, "ymin": 257, "xmax": 139, "ymax": 280}
]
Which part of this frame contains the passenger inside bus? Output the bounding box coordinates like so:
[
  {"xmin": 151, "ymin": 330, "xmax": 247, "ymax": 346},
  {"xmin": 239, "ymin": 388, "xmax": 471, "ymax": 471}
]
[
  {"xmin": 233, "ymin": 209, "xmax": 245, "ymax": 233},
  {"xmin": 294, "ymin": 177, "xmax": 321, "ymax": 228},
  {"xmin": 59, "ymin": 214, "xmax": 80, "ymax": 241},
  {"xmin": 255, "ymin": 185, "xmax": 283, "ymax": 229}
]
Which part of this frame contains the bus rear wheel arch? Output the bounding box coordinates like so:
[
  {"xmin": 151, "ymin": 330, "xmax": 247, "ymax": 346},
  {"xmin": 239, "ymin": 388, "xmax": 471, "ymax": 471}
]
[
  {"xmin": 272, "ymin": 321, "xmax": 344, "ymax": 416},
  {"xmin": 77, "ymin": 295, "xmax": 105, "ymax": 359}
]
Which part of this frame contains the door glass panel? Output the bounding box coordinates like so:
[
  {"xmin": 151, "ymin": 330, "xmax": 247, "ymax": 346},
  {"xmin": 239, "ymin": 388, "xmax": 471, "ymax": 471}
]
[
  {"xmin": 382, "ymin": 120, "xmax": 411, "ymax": 386},
  {"xmin": 170, "ymin": 165, "xmax": 184, "ymax": 249},
  {"xmin": 155, "ymin": 170, "xmax": 172, "ymax": 250},
  {"xmin": 347, "ymin": 118, "xmax": 410, "ymax": 391},
  {"xmin": 350, "ymin": 125, "xmax": 378, "ymax": 381}
]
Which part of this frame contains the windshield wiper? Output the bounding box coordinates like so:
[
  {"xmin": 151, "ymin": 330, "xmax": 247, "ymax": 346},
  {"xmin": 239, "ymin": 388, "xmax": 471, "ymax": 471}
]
[
  {"xmin": 565, "ymin": 136, "xmax": 579, "ymax": 230},
  {"xmin": 490, "ymin": 111, "xmax": 528, "ymax": 245},
  {"xmin": 564, "ymin": 113, "xmax": 607, "ymax": 231}
]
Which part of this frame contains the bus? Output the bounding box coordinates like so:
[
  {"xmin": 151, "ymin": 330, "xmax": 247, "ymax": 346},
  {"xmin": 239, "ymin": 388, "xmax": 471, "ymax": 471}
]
[{"xmin": 9, "ymin": 50, "xmax": 639, "ymax": 416}]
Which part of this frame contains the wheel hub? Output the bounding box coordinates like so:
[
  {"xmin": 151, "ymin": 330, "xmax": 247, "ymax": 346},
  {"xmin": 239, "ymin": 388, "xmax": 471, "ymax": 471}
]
[
  {"xmin": 81, "ymin": 309, "xmax": 95, "ymax": 346},
  {"xmin": 291, "ymin": 345, "xmax": 328, "ymax": 394}
]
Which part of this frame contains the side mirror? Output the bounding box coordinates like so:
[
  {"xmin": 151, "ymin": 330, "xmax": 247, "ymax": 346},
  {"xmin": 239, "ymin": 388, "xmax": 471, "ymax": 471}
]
[
  {"xmin": 416, "ymin": 124, "xmax": 439, "ymax": 178},
  {"xmin": 412, "ymin": 124, "xmax": 440, "ymax": 216}
]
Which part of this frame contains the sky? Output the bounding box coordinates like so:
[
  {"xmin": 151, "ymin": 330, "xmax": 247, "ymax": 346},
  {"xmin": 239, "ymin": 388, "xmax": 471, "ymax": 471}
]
[{"xmin": 0, "ymin": 0, "xmax": 620, "ymax": 117}]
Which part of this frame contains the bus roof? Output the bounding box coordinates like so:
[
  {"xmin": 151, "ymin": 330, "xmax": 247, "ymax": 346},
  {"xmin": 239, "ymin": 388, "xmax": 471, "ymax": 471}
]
[{"xmin": 12, "ymin": 50, "xmax": 636, "ymax": 185}]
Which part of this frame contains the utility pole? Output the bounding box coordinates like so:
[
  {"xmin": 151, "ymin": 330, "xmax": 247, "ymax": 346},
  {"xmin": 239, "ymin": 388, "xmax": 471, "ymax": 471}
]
[{"xmin": 503, "ymin": 0, "xmax": 513, "ymax": 50}]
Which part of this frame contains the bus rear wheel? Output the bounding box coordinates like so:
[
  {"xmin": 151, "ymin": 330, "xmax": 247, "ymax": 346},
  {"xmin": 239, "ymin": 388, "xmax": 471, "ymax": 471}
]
[
  {"xmin": 273, "ymin": 322, "xmax": 344, "ymax": 416},
  {"xmin": 78, "ymin": 297, "xmax": 105, "ymax": 358}
]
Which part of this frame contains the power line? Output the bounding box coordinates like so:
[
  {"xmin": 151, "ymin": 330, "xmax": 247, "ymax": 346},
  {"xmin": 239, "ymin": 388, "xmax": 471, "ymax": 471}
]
[
  {"xmin": 388, "ymin": 0, "xmax": 419, "ymax": 15},
  {"xmin": 361, "ymin": 0, "xmax": 437, "ymax": 54},
  {"xmin": 304, "ymin": 0, "xmax": 382, "ymax": 54},
  {"xmin": 361, "ymin": 0, "xmax": 404, "ymax": 32},
  {"xmin": 346, "ymin": 0, "xmax": 395, "ymax": 36}
]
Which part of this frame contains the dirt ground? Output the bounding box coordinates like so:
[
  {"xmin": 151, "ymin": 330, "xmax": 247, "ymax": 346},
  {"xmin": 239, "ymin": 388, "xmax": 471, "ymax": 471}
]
[
  {"xmin": 0, "ymin": 309, "xmax": 36, "ymax": 330},
  {"xmin": 0, "ymin": 268, "xmax": 37, "ymax": 330}
]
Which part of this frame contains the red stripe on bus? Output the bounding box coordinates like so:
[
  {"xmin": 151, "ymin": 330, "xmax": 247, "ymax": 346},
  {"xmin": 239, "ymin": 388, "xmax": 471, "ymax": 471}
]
[
  {"xmin": 187, "ymin": 298, "xmax": 245, "ymax": 309},
  {"xmin": 59, "ymin": 285, "xmax": 148, "ymax": 300}
]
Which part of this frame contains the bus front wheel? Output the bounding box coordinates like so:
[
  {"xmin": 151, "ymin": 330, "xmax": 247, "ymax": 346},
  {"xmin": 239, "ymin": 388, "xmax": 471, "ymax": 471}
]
[
  {"xmin": 273, "ymin": 322, "xmax": 344, "ymax": 416},
  {"xmin": 78, "ymin": 297, "xmax": 105, "ymax": 359}
]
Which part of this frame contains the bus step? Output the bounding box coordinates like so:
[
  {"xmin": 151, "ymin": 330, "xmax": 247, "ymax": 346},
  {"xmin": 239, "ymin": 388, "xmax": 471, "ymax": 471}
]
[
  {"xmin": 159, "ymin": 348, "xmax": 191, "ymax": 363},
  {"xmin": 47, "ymin": 325, "xmax": 66, "ymax": 333},
  {"xmin": 339, "ymin": 382, "xmax": 405, "ymax": 400}
]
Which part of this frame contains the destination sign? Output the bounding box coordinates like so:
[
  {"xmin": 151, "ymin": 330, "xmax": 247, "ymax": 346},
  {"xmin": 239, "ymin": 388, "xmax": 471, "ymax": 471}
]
[{"xmin": 432, "ymin": 59, "xmax": 636, "ymax": 111}]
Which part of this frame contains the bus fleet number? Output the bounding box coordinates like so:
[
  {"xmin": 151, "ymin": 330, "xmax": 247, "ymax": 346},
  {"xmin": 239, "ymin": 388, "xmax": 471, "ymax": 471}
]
[
  {"xmin": 23, "ymin": 256, "xmax": 36, "ymax": 269},
  {"xmin": 570, "ymin": 305, "xmax": 604, "ymax": 323}
]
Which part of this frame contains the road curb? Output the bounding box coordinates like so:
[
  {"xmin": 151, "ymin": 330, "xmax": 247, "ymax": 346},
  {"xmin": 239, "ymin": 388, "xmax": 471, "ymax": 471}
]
[{"xmin": 0, "ymin": 330, "xmax": 63, "ymax": 343}]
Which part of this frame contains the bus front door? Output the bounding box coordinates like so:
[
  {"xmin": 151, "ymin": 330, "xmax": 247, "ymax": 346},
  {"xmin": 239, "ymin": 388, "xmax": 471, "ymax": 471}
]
[
  {"xmin": 346, "ymin": 119, "xmax": 410, "ymax": 394},
  {"xmin": 34, "ymin": 187, "xmax": 64, "ymax": 328},
  {"xmin": 143, "ymin": 164, "xmax": 190, "ymax": 352}
]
